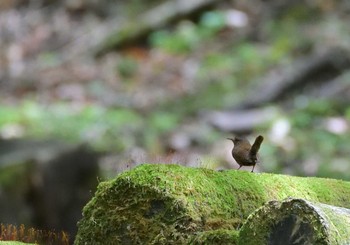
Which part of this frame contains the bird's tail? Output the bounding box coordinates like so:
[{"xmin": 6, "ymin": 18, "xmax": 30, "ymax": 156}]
[{"xmin": 250, "ymin": 135, "xmax": 264, "ymax": 157}]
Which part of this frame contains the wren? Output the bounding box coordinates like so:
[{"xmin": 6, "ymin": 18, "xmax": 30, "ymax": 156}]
[{"xmin": 227, "ymin": 135, "xmax": 264, "ymax": 172}]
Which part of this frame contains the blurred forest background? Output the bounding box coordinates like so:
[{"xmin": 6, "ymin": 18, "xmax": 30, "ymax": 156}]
[{"xmin": 1, "ymin": 0, "xmax": 350, "ymax": 242}]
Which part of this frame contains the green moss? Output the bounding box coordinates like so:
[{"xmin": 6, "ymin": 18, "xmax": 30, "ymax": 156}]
[
  {"xmin": 317, "ymin": 203, "xmax": 350, "ymax": 243},
  {"xmin": 75, "ymin": 164, "xmax": 350, "ymax": 244},
  {"xmin": 190, "ymin": 229, "xmax": 239, "ymax": 244},
  {"xmin": 239, "ymin": 199, "xmax": 328, "ymax": 245},
  {"xmin": 239, "ymin": 198, "xmax": 350, "ymax": 245}
]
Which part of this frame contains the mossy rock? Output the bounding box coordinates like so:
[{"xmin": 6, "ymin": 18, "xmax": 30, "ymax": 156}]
[
  {"xmin": 75, "ymin": 164, "xmax": 350, "ymax": 244},
  {"xmin": 239, "ymin": 198, "xmax": 350, "ymax": 245}
]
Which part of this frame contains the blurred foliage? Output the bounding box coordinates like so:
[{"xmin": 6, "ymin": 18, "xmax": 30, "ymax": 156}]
[
  {"xmin": 290, "ymin": 99, "xmax": 350, "ymax": 177},
  {"xmin": 117, "ymin": 57, "xmax": 139, "ymax": 79},
  {"xmin": 0, "ymin": 102, "xmax": 181, "ymax": 153},
  {"xmin": 1, "ymin": 2, "xmax": 350, "ymax": 179},
  {"xmin": 147, "ymin": 7, "xmax": 316, "ymax": 118},
  {"xmin": 261, "ymin": 98, "xmax": 350, "ymax": 179},
  {"xmin": 149, "ymin": 11, "xmax": 226, "ymax": 53}
]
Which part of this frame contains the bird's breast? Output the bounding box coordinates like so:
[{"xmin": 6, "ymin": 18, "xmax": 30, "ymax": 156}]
[{"xmin": 232, "ymin": 149, "xmax": 255, "ymax": 166}]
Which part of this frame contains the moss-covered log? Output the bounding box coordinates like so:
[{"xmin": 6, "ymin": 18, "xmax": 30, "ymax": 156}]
[
  {"xmin": 239, "ymin": 198, "xmax": 350, "ymax": 245},
  {"xmin": 75, "ymin": 164, "xmax": 350, "ymax": 244}
]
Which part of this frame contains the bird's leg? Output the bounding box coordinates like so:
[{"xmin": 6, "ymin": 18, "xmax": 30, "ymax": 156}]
[
  {"xmin": 237, "ymin": 165, "xmax": 242, "ymax": 170},
  {"xmin": 251, "ymin": 165, "xmax": 256, "ymax": 172}
]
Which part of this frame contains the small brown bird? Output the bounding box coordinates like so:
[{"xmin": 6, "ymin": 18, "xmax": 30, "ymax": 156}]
[{"xmin": 227, "ymin": 135, "xmax": 264, "ymax": 172}]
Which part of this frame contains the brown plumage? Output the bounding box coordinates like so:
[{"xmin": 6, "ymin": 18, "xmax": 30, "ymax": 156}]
[{"xmin": 227, "ymin": 135, "xmax": 264, "ymax": 172}]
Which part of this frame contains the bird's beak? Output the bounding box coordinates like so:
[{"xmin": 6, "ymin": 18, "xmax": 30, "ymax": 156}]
[{"xmin": 227, "ymin": 138, "xmax": 234, "ymax": 141}]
